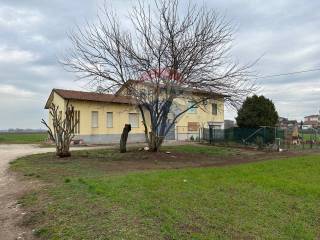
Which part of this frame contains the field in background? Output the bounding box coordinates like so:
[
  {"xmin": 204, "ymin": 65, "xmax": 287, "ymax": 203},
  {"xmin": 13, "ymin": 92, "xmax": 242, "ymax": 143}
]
[
  {"xmin": 11, "ymin": 145, "xmax": 320, "ymax": 239},
  {"xmin": 302, "ymin": 133, "xmax": 320, "ymax": 141},
  {"xmin": 0, "ymin": 132, "xmax": 47, "ymax": 144}
]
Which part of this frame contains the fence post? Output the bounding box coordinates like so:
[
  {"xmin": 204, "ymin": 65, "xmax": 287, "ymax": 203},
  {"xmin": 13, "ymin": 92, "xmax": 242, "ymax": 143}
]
[{"xmin": 209, "ymin": 127, "xmax": 213, "ymax": 144}]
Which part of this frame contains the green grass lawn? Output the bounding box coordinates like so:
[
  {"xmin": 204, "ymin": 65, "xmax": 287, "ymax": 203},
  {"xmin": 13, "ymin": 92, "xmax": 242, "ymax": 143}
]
[
  {"xmin": 302, "ymin": 133, "xmax": 320, "ymax": 141},
  {"xmin": 11, "ymin": 147, "xmax": 320, "ymax": 239},
  {"xmin": 0, "ymin": 132, "xmax": 47, "ymax": 144}
]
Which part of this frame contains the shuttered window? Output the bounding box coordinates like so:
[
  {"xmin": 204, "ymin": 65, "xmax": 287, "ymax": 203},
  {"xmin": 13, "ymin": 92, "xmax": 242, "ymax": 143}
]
[
  {"xmin": 74, "ymin": 110, "xmax": 80, "ymax": 134},
  {"xmin": 187, "ymin": 101, "xmax": 197, "ymax": 113},
  {"xmin": 129, "ymin": 113, "xmax": 139, "ymax": 128},
  {"xmin": 106, "ymin": 112, "xmax": 113, "ymax": 128},
  {"xmin": 91, "ymin": 111, "xmax": 98, "ymax": 128},
  {"xmin": 212, "ymin": 103, "xmax": 218, "ymax": 115},
  {"xmin": 188, "ymin": 122, "xmax": 200, "ymax": 131}
]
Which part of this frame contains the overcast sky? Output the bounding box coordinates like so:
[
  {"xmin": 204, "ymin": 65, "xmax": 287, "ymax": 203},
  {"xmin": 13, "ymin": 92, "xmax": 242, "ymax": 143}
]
[{"xmin": 0, "ymin": 0, "xmax": 319, "ymax": 129}]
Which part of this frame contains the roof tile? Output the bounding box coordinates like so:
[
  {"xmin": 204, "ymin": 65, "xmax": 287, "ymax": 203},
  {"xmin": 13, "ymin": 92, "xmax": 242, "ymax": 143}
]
[{"xmin": 54, "ymin": 89, "xmax": 135, "ymax": 104}]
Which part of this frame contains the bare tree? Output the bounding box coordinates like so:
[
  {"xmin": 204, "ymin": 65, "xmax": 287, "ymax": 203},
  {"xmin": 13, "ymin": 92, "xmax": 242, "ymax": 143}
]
[
  {"xmin": 63, "ymin": 0, "xmax": 255, "ymax": 152},
  {"xmin": 41, "ymin": 102, "xmax": 79, "ymax": 157},
  {"xmin": 120, "ymin": 124, "xmax": 132, "ymax": 153}
]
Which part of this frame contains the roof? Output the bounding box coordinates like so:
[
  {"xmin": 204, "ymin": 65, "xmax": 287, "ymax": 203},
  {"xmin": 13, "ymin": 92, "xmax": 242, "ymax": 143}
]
[
  {"xmin": 305, "ymin": 115, "xmax": 319, "ymax": 118},
  {"xmin": 45, "ymin": 89, "xmax": 135, "ymax": 109}
]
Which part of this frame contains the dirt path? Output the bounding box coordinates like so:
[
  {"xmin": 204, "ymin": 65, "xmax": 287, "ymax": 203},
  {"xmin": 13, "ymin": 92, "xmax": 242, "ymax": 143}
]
[{"xmin": 0, "ymin": 144, "xmax": 102, "ymax": 240}]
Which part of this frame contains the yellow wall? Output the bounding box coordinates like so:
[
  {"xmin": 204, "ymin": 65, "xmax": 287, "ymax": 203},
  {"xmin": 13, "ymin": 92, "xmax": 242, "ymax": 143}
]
[
  {"xmin": 50, "ymin": 93, "xmax": 147, "ymax": 135},
  {"xmin": 116, "ymin": 82, "xmax": 224, "ymax": 131},
  {"xmin": 172, "ymin": 97, "xmax": 224, "ymax": 133},
  {"xmin": 48, "ymin": 92, "xmax": 67, "ymax": 130},
  {"xmin": 48, "ymin": 91, "xmax": 224, "ymax": 136},
  {"xmin": 69, "ymin": 100, "xmax": 148, "ymax": 135}
]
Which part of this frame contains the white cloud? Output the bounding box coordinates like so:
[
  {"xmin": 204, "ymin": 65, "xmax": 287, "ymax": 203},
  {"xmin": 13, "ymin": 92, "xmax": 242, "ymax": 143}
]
[
  {"xmin": 0, "ymin": 6, "xmax": 42, "ymax": 29},
  {"xmin": 30, "ymin": 34, "xmax": 48, "ymax": 43},
  {"xmin": 0, "ymin": 46, "xmax": 39, "ymax": 63},
  {"xmin": 0, "ymin": 84, "xmax": 35, "ymax": 98},
  {"xmin": 28, "ymin": 65, "xmax": 55, "ymax": 76}
]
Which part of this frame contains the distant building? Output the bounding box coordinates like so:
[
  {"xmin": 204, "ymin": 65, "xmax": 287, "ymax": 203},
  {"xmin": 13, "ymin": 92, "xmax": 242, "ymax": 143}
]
[
  {"xmin": 278, "ymin": 117, "xmax": 298, "ymax": 129},
  {"xmin": 278, "ymin": 117, "xmax": 288, "ymax": 129},
  {"xmin": 304, "ymin": 114, "xmax": 319, "ymax": 128}
]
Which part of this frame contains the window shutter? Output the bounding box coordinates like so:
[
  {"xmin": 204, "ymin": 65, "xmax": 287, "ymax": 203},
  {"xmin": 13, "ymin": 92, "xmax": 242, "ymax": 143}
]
[
  {"xmin": 212, "ymin": 103, "xmax": 218, "ymax": 115},
  {"xmin": 188, "ymin": 122, "xmax": 200, "ymax": 131},
  {"xmin": 106, "ymin": 112, "xmax": 113, "ymax": 128},
  {"xmin": 74, "ymin": 110, "xmax": 80, "ymax": 134},
  {"xmin": 91, "ymin": 111, "xmax": 98, "ymax": 128},
  {"xmin": 129, "ymin": 113, "xmax": 139, "ymax": 128}
]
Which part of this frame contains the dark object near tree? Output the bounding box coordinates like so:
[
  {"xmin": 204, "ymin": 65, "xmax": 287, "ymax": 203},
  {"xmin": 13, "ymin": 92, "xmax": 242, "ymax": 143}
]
[
  {"xmin": 120, "ymin": 124, "xmax": 131, "ymax": 153},
  {"xmin": 63, "ymin": 0, "xmax": 255, "ymax": 152},
  {"xmin": 236, "ymin": 95, "xmax": 279, "ymax": 128},
  {"xmin": 41, "ymin": 102, "xmax": 79, "ymax": 158}
]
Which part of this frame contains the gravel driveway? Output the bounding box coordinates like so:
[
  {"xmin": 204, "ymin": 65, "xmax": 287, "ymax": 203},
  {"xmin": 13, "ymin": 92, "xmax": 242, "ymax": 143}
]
[{"xmin": 0, "ymin": 144, "xmax": 102, "ymax": 240}]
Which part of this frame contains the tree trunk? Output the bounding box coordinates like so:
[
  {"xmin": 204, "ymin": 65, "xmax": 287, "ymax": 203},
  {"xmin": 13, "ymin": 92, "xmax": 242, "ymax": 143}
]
[
  {"xmin": 148, "ymin": 132, "xmax": 164, "ymax": 152},
  {"xmin": 120, "ymin": 124, "xmax": 131, "ymax": 153},
  {"xmin": 56, "ymin": 145, "xmax": 71, "ymax": 158}
]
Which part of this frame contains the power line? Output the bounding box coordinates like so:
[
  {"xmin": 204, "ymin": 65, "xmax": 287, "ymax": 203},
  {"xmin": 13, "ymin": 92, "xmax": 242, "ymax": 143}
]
[{"xmin": 258, "ymin": 67, "xmax": 320, "ymax": 79}]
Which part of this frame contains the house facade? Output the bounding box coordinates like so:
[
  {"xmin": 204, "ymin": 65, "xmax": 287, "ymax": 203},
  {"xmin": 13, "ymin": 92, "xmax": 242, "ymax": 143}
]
[
  {"xmin": 304, "ymin": 115, "xmax": 319, "ymax": 128},
  {"xmin": 45, "ymin": 87, "xmax": 225, "ymax": 144},
  {"xmin": 278, "ymin": 117, "xmax": 298, "ymax": 130}
]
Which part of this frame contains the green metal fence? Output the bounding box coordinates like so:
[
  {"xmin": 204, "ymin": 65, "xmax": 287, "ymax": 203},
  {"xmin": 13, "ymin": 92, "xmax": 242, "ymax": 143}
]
[
  {"xmin": 201, "ymin": 126, "xmax": 320, "ymax": 150},
  {"xmin": 202, "ymin": 127, "xmax": 285, "ymax": 145}
]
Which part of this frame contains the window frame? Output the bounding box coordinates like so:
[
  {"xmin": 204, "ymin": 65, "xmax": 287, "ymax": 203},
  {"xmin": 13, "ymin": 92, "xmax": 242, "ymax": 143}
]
[
  {"xmin": 91, "ymin": 111, "xmax": 99, "ymax": 128},
  {"xmin": 187, "ymin": 101, "xmax": 197, "ymax": 114},
  {"xmin": 106, "ymin": 112, "xmax": 113, "ymax": 128},
  {"xmin": 212, "ymin": 103, "xmax": 218, "ymax": 115},
  {"xmin": 73, "ymin": 110, "xmax": 80, "ymax": 134},
  {"xmin": 129, "ymin": 113, "xmax": 139, "ymax": 128}
]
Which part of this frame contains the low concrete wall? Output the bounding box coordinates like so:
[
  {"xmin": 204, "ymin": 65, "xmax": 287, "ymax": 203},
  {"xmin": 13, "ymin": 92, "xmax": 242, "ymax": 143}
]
[
  {"xmin": 177, "ymin": 133, "xmax": 200, "ymax": 141},
  {"xmin": 75, "ymin": 133, "xmax": 146, "ymax": 144}
]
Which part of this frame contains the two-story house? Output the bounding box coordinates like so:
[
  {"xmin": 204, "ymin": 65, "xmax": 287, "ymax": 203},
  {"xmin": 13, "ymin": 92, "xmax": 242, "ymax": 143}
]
[
  {"xmin": 44, "ymin": 82, "xmax": 225, "ymax": 144},
  {"xmin": 304, "ymin": 115, "xmax": 319, "ymax": 128}
]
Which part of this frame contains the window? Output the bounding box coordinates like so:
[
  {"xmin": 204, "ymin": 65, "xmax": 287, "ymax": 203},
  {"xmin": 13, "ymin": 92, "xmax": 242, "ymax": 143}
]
[
  {"xmin": 187, "ymin": 101, "xmax": 197, "ymax": 113},
  {"xmin": 74, "ymin": 110, "xmax": 80, "ymax": 134},
  {"xmin": 91, "ymin": 111, "xmax": 98, "ymax": 128},
  {"xmin": 129, "ymin": 113, "xmax": 139, "ymax": 128},
  {"xmin": 188, "ymin": 122, "xmax": 200, "ymax": 131},
  {"xmin": 212, "ymin": 103, "xmax": 218, "ymax": 115},
  {"xmin": 106, "ymin": 112, "xmax": 113, "ymax": 128}
]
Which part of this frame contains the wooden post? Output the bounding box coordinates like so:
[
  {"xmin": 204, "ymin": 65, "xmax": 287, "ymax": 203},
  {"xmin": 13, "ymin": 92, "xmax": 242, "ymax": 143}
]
[{"xmin": 120, "ymin": 124, "xmax": 131, "ymax": 153}]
